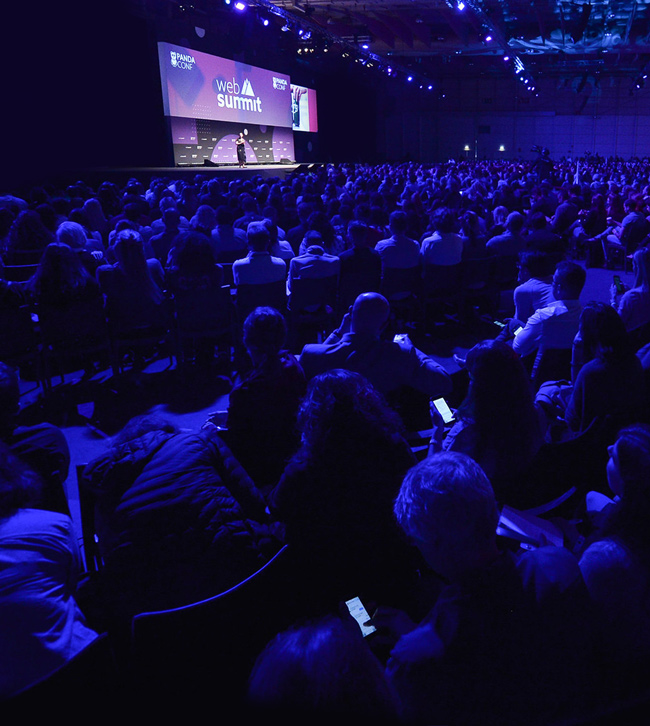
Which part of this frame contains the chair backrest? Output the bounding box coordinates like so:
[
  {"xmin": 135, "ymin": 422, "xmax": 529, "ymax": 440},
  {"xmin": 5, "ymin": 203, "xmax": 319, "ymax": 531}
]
[
  {"xmin": 2, "ymin": 263, "xmax": 39, "ymax": 282},
  {"xmin": 214, "ymin": 249, "xmax": 247, "ymax": 264},
  {"xmin": 491, "ymin": 253, "xmax": 519, "ymax": 287},
  {"xmin": 289, "ymin": 274, "xmax": 338, "ymax": 312},
  {"xmin": 532, "ymin": 347, "xmax": 573, "ymax": 390},
  {"xmin": 460, "ymin": 256, "xmax": 495, "ymax": 290},
  {"xmin": 421, "ymin": 262, "xmax": 461, "ymax": 297},
  {"xmin": 173, "ymin": 284, "xmax": 233, "ymax": 334},
  {"xmin": 129, "ymin": 544, "xmax": 293, "ymax": 707},
  {"xmin": 37, "ymin": 297, "xmax": 110, "ymax": 348},
  {"xmin": 380, "ymin": 264, "xmax": 422, "ymax": 300},
  {"xmin": 337, "ymin": 269, "xmax": 382, "ymax": 312},
  {"xmin": 0, "ymin": 305, "xmax": 40, "ymax": 360},
  {"xmin": 235, "ymin": 280, "xmax": 287, "ymax": 322}
]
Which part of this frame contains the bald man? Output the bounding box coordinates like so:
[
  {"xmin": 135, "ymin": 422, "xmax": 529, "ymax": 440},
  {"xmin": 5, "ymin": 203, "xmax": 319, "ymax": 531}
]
[{"xmin": 298, "ymin": 292, "xmax": 451, "ymax": 398}]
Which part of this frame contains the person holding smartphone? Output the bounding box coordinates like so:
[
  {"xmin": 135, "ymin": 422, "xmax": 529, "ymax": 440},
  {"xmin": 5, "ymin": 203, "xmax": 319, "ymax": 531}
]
[{"xmin": 611, "ymin": 247, "xmax": 650, "ymax": 334}]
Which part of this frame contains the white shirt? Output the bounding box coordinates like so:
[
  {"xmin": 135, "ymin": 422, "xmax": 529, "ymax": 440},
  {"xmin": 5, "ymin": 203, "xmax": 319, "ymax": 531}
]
[
  {"xmin": 232, "ymin": 251, "xmax": 286, "ymax": 285},
  {"xmin": 420, "ymin": 232, "xmax": 464, "ymax": 266},
  {"xmin": 375, "ymin": 233, "xmax": 421, "ymax": 269},
  {"xmin": 513, "ymin": 299, "xmax": 583, "ymax": 370}
]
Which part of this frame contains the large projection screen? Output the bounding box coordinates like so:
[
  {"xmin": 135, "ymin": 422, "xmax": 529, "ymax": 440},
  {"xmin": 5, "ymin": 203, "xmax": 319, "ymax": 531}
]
[{"xmin": 157, "ymin": 42, "xmax": 295, "ymax": 165}]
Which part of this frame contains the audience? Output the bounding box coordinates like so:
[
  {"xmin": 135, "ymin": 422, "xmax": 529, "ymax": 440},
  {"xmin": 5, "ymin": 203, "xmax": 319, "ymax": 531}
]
[
  {"xmin": 563, "ymin": 302, "xmax": 647, "ymax": 433},
  {"xmin": 430, "ymin": 339, "xmax": 546, "ymax": 504},
  {"xmin": 247, "ymin": 615, "xmax": 400, "ymax": 724},
  {"xmin": 5, "ymin": 160, "xmax": 650, "ymax": 720},
  {"xmin": 267, "ymin": 369, "xmax": 422, "ymax": 612},
  {"xmin": 80, "ymin": 413, "xmax": 282, "ymax": 620},
  {"xmin": 0, "ymin": 443, "xmax": 98, "ymax": 699},
  {"xmin": 375, "ymin": 452, "xmax": 594, "ymax": 726},
  {"xmin": 578, "ymin": 424, "xmax": 650, "ymax": 702},
  {"xmin": 232, "ymin": 221, "xmax": 286, "ymax": 285},
  {"xmin": 214, "ymin": 306, "xmax": 306, "ymax": 491},
  {"xmin": 299, "ymin": 292, "xmax": 451, "ymax": 401}
]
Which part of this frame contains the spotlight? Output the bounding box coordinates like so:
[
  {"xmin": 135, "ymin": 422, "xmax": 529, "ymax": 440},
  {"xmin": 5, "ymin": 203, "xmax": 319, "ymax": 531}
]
[
  {"xmin": 485, "ymin": 35, "xmax": 492, "ymax": 42},
  {"xmin": 234, "ymin": 1, "xmax": 246, "ymax": 9},
  {"xmin": 281, "ymin": 23, "xmax": 290, "ymax": 31},
  {"xmin": 457, "ymin": 1, "xmax": 465, "ymax": 9},
  {"xmin": 503, "ymin": 55, "xmax": 510, "ymax": 62},
  {"xmin": 361, "ymin": 43, "xmax": 369, "ymax": 49},
  {"xmin": 407, "ymin": 75, "xmax": 413, "ymax": 81},
  {"xmin": 262, "ymin": 18, "xmax": 269, "ymax": 26},
  {"xmin": 428, "ymin": 85, "xmax": 433, "ymax": 90}
]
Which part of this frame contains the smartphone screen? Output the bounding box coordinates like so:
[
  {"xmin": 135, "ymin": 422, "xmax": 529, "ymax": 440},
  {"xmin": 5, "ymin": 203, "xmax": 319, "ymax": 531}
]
[
  {"xmin": 493, "ymin": 320, "xmax": 506, "ymax": 329},
  {"xmin": 432, "ymin": 397, "xmax": 455, "ymax": 424},
  {"xmin": 513, "ymin": 326, "xmax": 523, "ymax": 337},
  {"xmin": 345, "ymin": 597, "xmax": 377, "ymax": 638},
  {"xmin": 613, "ymin": 275, "xmax": 623, "ymax": 293},
  {"xmin": 393, "ymin": 333, "xmax": 408, "ymax": 344}
]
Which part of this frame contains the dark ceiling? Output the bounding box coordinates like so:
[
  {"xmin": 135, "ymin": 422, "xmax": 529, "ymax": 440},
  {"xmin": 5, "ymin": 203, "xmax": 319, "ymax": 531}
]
[
  {"xmin": 261, "ymin": 0, "xmax": 650, "ymax": 76},
  {"xmin": 129, "ymin": 0, "xmax": 650, "ymax": 84}
]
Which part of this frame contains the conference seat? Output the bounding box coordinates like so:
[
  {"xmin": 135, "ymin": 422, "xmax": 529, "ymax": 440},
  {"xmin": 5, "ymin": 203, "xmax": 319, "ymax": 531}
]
[
  {"xmin": 0, "ymin": 304, "xmax": 47, "ymax": 394},
  {"xmin": 36, "ymin": 296, "xmax": 114, "ymax": 387},
  {"xmin": 1, "ymin": 263, "xmax": 40, "ymax": 282},
  {"xmin": 126, "ymin": 545, "xmax": 294, "ymax": 713},
  {"xmin": 458, "ymin": 255, "xmax": 496, "ymax": 321},
  {"xmin": 287, "ymin": 274, "xmax": 338, "ymax": 349},
  {"xmin": 171, "ymin": 284, "xmax": 236, "ymax": 371},
  {"xmin": 420, "ymin": 261, "xmax": 463, "ymax": 331},
  {"xmin": 235, "ymin": 280, "xmax": 287, "ymax": 326},
  {"xmin": 336, "ymin": 268, "xmax": 382, "ymax": 316}
]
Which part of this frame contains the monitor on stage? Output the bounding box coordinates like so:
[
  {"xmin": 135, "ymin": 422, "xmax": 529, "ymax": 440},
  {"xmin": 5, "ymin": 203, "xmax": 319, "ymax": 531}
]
[
  {"xmin": 157, "ymin": 41, "xmax": 296, "ymax": 166},
  {"xmin": 291, "ymin": 84, "xmax": 318, "ymax": 133}
]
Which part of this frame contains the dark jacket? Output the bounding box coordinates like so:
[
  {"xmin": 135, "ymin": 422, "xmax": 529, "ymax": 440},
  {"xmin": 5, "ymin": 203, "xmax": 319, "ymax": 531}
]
[{"xmin": 83, "ymin": 429, "xmax": 283, "ymax": 615}]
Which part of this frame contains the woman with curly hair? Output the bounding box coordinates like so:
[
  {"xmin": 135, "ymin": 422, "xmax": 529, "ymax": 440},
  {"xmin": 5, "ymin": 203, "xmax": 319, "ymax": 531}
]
[{"xmin": 268, "ymin": 369, "xmax": 419, "ymax": 613}]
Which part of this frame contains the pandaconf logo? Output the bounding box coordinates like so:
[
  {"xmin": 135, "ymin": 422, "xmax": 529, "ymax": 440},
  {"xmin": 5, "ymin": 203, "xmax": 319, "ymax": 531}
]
[
  {"xmin": 213, "ymin": 76, "xmax": 262, "ymax": 113},
  {"xmin": 170, "ymin": 50, "xmax": 195, "ymax": 70}
]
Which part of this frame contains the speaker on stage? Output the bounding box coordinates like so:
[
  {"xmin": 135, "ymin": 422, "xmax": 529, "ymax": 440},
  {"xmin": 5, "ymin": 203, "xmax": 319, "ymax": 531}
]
[{"xmin": 203, "ymin": 159, "xmax": 218, "ymax": 166}]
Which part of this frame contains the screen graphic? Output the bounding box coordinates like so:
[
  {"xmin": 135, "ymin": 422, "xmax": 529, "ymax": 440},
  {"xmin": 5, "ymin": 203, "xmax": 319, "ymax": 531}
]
[
  {"xmin": 158, "ymin": 42, "xmax": 292, "ymax": 128},
  {"xmin": 291, "ymin": 84, "xmax": 318, "ymax": 132}
]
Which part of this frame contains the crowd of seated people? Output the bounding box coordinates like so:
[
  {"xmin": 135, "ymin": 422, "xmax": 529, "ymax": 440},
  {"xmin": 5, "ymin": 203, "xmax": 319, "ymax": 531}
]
[{"xmin": 3, "ymin": 158, "xmax": 650, "ymax": 721}]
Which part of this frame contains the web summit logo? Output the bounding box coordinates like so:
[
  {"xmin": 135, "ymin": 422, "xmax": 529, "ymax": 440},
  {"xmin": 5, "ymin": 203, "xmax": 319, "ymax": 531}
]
[
  {"xmin": 170, "ymin": 50, "xmax": 195, "ymax": 70},
  {"xmin": 213, "ymin": 76, "xmax": 262, "ymax": 113}
]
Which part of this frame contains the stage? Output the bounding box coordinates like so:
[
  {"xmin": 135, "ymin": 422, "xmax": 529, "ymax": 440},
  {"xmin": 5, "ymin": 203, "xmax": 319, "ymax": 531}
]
[
  {"xmin": 64, "ymin": 162, "xmax": 322, "ymax": 189},
  {"xmin": 7, "ymin": 162, "xmax": 328, "ymax": 195}
]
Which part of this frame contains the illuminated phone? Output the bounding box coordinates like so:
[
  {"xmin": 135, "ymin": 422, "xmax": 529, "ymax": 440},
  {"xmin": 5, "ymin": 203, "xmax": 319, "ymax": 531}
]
[
  {"xmin": 513, "ymin": 326, "xmax": 523, "ymax": 337},
  {"xmin": 432, "ymin": 397, "xmax": 455, "ymax": 424},
  {"xmin": 345, "ymin": 597, "xmax": 377, "ymax": 638},
  {"xmin": 613, "ymin": 275, "xmax": 624, "ymax": 294}
]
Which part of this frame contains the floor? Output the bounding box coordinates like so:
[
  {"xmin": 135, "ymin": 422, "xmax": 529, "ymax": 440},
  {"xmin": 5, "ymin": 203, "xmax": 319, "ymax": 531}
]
[{"xmin": 15, "ymin": 262, "xmax": 632, "ymax": 566}]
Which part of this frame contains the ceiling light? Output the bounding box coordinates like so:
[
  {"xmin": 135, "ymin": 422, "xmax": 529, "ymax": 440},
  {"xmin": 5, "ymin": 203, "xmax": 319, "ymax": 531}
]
[{"xmin": 234, "ymin": 1, "xmax": 246, "ymax": 10}]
